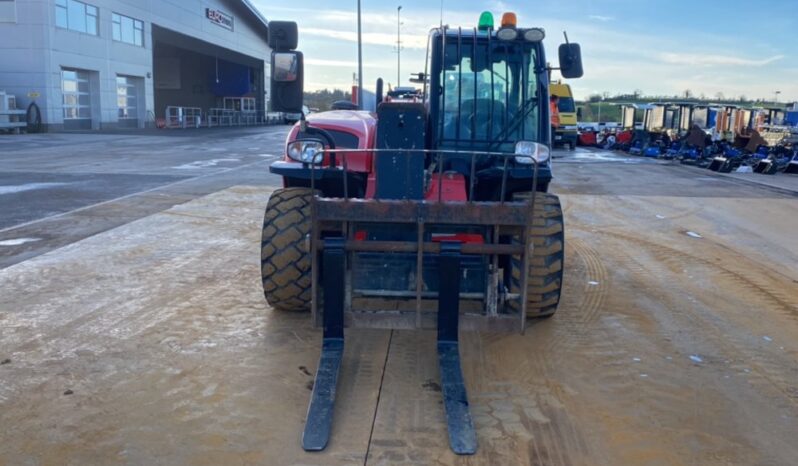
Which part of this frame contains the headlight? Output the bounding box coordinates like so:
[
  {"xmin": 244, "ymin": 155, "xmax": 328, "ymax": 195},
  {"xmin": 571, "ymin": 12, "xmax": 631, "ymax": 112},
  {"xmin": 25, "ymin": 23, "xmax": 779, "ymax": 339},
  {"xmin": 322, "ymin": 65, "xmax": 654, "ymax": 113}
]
[
  {"xmin": 286, "ymin": 140, "xmax": 324, "ymax": 164},
  {"xmin": 514, "ymin": 141, "xmax": 550, "ymax": 164},
  {"xmin": 496, "ymin": 27, "xmax": 518, "ymax": 40},
  {"xmin": 523, "ymin": 28, "xmax": 545, "ymax": 42}
]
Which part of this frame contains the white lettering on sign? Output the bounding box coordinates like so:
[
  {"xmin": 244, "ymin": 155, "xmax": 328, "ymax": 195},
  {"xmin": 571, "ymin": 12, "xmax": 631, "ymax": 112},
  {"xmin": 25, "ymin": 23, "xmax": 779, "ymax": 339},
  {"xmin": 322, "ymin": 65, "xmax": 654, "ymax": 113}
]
[{"xmin": 206, "ymin": 8, "xmax": 234, "ymax": 31}]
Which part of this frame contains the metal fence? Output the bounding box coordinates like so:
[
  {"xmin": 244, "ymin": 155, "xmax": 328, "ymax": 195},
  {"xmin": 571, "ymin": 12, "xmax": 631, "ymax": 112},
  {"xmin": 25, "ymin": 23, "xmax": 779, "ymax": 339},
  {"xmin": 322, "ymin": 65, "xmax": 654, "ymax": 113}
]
[{"xmin": 164, "ymin": 105, "xmax": 284, "ymax": 129}]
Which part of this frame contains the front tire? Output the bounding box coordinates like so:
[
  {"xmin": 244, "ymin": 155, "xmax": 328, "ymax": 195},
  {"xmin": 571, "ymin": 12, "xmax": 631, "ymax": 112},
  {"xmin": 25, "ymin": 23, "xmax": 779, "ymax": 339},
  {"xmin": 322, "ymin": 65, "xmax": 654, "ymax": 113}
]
[
  {"xmin": 510, "ymin": 193, "xmax": 565, "ymax": 318},
  {"xmin": 261, "ymin": 188, "xmax": 315, "ymax": 312}
]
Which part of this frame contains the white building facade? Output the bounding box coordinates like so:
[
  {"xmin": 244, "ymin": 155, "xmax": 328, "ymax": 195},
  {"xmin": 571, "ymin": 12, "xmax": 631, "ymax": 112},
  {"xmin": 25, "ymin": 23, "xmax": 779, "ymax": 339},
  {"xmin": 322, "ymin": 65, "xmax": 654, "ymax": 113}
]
[{"xmin": 0, "ymin": 0, "xmax": 272, "ymax": 130}]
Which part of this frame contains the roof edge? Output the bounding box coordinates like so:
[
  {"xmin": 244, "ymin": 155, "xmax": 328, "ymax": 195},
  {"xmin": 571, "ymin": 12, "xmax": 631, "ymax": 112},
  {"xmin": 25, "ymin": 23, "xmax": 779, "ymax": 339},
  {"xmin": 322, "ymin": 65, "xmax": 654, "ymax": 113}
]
[{"xmin": 238, "ymin": 0, "xmax": 269, "ymax": 31}]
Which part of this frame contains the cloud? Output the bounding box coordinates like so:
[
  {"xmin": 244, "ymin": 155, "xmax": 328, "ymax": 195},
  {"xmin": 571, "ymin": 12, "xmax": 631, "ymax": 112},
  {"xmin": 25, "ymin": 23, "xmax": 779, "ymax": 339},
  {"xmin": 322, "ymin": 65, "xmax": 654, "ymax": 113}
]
[
  {"xmin": 659, "ymin": 52, "xmax": 784, "ymax": 67},
  {"xmin": 306, "ymin": 58, "xmax": 386, "ymax": 68},
  {"xmin": 302, "ymin": 27, "xmax": 428, "ymax": 49},
  {"xmin": 253, "ymin": 1, "xmax": 797, "ymax": 100}
]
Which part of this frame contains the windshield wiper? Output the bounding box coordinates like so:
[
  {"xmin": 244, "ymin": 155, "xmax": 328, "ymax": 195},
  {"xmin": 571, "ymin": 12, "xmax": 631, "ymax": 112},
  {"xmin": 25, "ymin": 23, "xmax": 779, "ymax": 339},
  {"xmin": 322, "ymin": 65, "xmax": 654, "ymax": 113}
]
[{"xmin": 488, "ymin": 98, "xmax": 538, "ymax": 150}]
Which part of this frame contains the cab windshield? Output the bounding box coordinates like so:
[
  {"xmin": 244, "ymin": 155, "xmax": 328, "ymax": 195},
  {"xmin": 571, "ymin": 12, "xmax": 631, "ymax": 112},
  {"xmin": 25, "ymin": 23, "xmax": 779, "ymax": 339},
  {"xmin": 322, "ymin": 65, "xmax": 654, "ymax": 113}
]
[
  {"xmin": 558, "ymin": 97, "xmax": 575, "ymax": 113},
  {"xmin": 433, "ymin": 34, "xmax": 541, "ymax": 151}
]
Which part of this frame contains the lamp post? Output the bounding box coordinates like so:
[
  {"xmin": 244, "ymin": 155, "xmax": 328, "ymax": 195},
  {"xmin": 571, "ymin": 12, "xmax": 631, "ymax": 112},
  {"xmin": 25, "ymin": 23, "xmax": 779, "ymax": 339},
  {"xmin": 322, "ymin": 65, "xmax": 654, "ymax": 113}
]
[
  {"xmin": 357, "ymin": 0, "xmax": 363, "ymax": 109},
  {"xmin": 774, "ymin": 90, "xmax": 781, "ymax": 103},
  {"xmin": 397, "ymin": 6, "xmax": 402, "ymax": 87}
]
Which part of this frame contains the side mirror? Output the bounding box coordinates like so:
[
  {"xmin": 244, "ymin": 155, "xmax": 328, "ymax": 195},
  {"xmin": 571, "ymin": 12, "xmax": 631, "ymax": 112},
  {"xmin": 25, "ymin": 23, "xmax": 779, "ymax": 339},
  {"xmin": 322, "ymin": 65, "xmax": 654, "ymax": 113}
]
[
  {"xmin": 270, "ymin": 51, "xmax": 304, "ymax": 112},
  {"xmin": 268, "ymin": 21, "xmax": 298, "ymax": 51},
  {"xmin": 558, "ymin": 43, "xmax": 583, "ymax": 79},
  {"xmin": 273, "ymin": 52, "xmax": 299, "ymax": 82},
  {"xmin": 576, "ymin": 107, "xmax": 583, "ymax": 119}
]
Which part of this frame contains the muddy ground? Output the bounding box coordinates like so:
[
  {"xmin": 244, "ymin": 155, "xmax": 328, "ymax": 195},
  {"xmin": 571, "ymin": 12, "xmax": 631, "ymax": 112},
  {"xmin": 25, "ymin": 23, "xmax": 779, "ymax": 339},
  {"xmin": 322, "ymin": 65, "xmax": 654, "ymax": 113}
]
[{"xmin": 1, "ymin": 147, "xmax": 797, "ymax": 465}]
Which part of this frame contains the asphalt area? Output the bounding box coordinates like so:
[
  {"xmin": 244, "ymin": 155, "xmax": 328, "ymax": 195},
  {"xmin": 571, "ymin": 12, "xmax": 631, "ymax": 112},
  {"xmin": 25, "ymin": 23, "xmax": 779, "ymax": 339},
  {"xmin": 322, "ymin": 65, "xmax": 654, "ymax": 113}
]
[
  {"xmin": 0, "ymin": 127, "xmax": 286, "ymax": 267},
  {"xmin": 1, "ymin": 135, "xmax": 797, "ymax": 465}
]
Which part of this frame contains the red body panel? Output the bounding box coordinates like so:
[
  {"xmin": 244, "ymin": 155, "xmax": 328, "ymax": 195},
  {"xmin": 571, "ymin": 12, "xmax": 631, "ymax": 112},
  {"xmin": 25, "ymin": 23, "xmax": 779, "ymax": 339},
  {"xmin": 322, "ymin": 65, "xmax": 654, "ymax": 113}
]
[
  {"xmin": 283, "ymin": 109, "xmax": 466, "ymax": 203},
  {"xmin": 365, "ymin": 173, "xmax": 468, "ymax": 201},
  {"xmin": 426, "ymin": 173, "xmax": 467, "ymax": 202},
  {"xmin": 616, "ymin": 130, "xmax": 633, "ymax": 144},
  {"xmin": 578, "ymin": 131, "xmax": 597, "ymax": 146}
]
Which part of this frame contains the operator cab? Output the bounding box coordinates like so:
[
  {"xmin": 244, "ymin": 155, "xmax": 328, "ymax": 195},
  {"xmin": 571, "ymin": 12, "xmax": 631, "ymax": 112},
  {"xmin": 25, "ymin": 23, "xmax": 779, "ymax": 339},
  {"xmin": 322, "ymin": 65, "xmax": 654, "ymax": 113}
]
[
  {"xmin": 429, "ymin": 29, "xmax": 544, "ymax": 153},
  {"xmin": 418, "ymin": 12, "xmax": 583, "ymax": 196},
  {"xmin": 424, "ymin": 12, "xmax": 582, "ymax": 155}
]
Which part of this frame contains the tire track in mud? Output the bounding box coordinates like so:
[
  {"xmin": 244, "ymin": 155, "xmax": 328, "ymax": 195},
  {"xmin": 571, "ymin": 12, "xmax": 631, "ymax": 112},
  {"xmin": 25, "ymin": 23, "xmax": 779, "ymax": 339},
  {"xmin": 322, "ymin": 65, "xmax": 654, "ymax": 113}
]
[
  {"xmin": 464, "ymin": 236, "xmax": 607, "ymax": 465},
  {"xmin": 598, "ymin": 230, "xmax": 798, "ymax": 409},
  {"xmin": 542, "ymin": 229, "xmax": 770, "ymax": 464},
  {"xmin": 542, "ymin": 236, "xmax": 610, "ymax": 367},
  {"xmin": 598, "ymin": 229, "xmax": 798, "ymax": 319},
  {"xmin": 464, "ymin": 336, "xmax": 594, "ymax": 466},
  {"xmin": 561, "ymin": 237, "xmax": 608, "ymax": 326},
  {"xmin": 528, "ymin": 230, "xmax": 690, "ymax": 465},
  {"xmin": 426, "ymin": 233, "xmax": 607, "ymax": 465}
]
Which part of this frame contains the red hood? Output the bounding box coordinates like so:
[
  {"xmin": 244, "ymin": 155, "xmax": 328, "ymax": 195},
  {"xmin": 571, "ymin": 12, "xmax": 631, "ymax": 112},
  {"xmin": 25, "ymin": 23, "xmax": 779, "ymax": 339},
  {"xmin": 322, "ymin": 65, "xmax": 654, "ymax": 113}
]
[
  {"xmin": 284, "ymin": 110, "xmax": 377, "ymax": 172},
  {"xmin": 304, "ymin": 110, "xmax": 376, "ymax": 141}
]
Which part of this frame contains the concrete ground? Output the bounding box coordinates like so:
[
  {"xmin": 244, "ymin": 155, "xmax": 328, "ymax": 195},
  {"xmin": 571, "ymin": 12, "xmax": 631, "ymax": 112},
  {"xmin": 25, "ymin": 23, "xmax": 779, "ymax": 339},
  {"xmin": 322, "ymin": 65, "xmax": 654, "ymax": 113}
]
[
  {"xmin": 0, "ymin": 127, "xmax": 287, "ymax": 268},
  {"xmin": 1, "ymin": 138, "xmax": 797, "ymax": 465}
]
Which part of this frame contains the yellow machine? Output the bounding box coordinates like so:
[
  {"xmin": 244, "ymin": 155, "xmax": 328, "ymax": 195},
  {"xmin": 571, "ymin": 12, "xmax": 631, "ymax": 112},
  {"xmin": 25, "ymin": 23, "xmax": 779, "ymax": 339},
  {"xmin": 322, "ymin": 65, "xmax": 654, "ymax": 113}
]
[{"xmin": 550, "ymin": 81, "xmax": 577, "ymax": 149}]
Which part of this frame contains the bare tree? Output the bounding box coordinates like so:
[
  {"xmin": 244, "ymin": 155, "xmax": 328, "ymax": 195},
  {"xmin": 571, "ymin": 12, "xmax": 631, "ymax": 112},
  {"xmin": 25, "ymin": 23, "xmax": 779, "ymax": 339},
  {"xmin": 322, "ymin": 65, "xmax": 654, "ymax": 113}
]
[
  {"xmin": 683, "ymin": 89, "xmax": 693, "ymax": 99},
  {"xmin": 715, "ymin": 91, "xmax": 725, "ymax": 101}
]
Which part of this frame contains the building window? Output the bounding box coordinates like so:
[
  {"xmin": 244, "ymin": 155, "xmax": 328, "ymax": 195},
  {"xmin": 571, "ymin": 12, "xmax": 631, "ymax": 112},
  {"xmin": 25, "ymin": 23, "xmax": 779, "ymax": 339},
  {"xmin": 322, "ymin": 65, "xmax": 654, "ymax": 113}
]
[
  {"xmin": 55, "ymin": 0, "xmax": 98, "ymax": 35},
  {"xmin": 62, "ymin": 69, "xmax": 91, "ymax": 120},
  {"xmin": 116, "ymin": 76, "xmax": 139, "ymax": 119},
  {"xmin": 112, "ymin": 13, "xmax": 143, "ymax": 46},
  {"xmin": 0, "ymin": 0, "xmax": 17, "ymax": 24}
]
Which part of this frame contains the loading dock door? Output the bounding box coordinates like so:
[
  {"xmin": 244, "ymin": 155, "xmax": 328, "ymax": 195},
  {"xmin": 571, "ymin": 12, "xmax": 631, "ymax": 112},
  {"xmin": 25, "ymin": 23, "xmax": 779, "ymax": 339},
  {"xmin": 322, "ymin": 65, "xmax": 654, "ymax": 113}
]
[
  {"xmin": 117, "ymin": 75, "xmax": 143, "ymax": 128},
  {"xmin": 152, "ymin": 25, "xmax": 265, "ymax": 121},
  {"xmin": 62, "ymin": 69, "xmax": 92, "ymax": 130}
]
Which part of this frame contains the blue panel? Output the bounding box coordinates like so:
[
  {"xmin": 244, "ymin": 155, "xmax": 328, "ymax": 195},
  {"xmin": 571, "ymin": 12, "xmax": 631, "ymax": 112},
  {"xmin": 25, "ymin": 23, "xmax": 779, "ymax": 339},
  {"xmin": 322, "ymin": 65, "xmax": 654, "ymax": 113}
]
[
  {"xmin": 209, "ymin": 60, "xmax": 251, "ymax": 96},
  {"xmin": 707, "ymin": 109, "xmax": 717, "ymax": 128}
]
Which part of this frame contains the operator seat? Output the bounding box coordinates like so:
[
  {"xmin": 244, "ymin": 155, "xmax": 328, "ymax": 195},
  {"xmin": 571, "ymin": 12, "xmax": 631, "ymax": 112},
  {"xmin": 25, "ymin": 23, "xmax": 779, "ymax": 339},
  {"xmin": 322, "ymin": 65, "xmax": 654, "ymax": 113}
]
[{"xmin": 460, "ymin": 98, "xmax": 506, "ymax": 141}]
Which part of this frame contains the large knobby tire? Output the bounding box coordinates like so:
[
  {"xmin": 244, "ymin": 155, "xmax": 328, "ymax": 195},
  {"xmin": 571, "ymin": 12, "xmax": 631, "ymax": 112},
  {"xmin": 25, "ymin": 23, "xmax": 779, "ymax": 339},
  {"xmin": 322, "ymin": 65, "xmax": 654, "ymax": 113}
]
[
  {"xmin": 261, "ymin": 188, "xmax": 314, "ymax": 312},
  {"xmin": 511, "ymin": 193, "xmax": 564, "ymax": 318}
]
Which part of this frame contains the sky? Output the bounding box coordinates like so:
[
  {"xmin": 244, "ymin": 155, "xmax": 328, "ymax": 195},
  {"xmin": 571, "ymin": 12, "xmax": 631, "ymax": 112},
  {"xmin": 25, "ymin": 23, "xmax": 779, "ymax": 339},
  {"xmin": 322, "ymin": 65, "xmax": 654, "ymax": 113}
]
[{"xmin": 252, "ymin": 0, "xmax": 798, "ymax": 102}]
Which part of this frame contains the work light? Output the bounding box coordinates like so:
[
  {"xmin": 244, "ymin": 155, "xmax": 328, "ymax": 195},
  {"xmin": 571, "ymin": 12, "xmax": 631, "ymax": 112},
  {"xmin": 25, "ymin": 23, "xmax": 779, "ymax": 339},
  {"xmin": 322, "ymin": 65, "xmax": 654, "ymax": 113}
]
[
  {"xmin": 514, "ymin": 141, "xmax": 550, "ymax": 164},
  {"xmin": 287, "ymin": 140, "xmax": 324, "ymax": 164},
  {"xmin": 523, "ymin": 28, "xmax": 545, "ymax": 42}
]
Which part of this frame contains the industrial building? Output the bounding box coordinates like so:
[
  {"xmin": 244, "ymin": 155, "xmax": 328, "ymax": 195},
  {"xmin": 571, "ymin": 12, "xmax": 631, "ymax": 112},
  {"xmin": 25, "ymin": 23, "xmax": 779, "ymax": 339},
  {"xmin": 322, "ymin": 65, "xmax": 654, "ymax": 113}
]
[{"xmin": 0, "ymin": 0, "xmax": 272, "ymax": 130}]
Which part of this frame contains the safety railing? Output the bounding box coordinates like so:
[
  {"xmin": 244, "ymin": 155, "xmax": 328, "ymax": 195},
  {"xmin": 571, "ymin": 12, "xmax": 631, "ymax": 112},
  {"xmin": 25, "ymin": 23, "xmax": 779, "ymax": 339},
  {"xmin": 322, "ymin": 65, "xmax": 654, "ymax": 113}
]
[
  {"xmin": 207, "ymin": 108, "xmax": 235, "ymax": 127},
  {"xmin": 165, "ymin": 106, "xmax": 203, "ymax": 129},
  {"xmin": 162, "ymin": 107, "xmax": 292, "ymax": 129}
]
